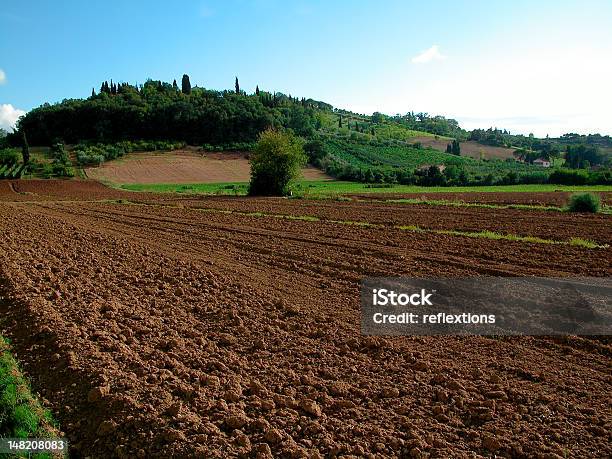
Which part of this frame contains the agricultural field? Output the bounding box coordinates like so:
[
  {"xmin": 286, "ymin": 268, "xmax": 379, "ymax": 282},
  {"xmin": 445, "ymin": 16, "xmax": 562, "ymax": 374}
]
[
  {"xmin": 319, "ymin": 137, "xmax": 554, "ymax": 184},
  {"xmin": 411, "ymin": 136, "xmax": 517, "ymax": 160},
  {"xmin": 85, "ymin": 150, "xmax": 331, "ymax": 185},
  {"xmin": 0, "ymin": 179, "xmax": 610, "ymax": 457},
  {"xmin": 323, "ymin": 138, "xmax": 456, "ymax": 170}
]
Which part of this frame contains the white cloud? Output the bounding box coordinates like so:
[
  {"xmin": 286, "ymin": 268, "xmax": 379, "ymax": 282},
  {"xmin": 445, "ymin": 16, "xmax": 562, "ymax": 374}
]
[
  {"xmin": 411, "ymin": 45, "xmax": 446, "ymax": 64},
  {"xmin": 362, "ymin": 43, "xmax": 612, "ymax": 137},
  {"xmin": 0, "ymin": 69, "xmax": 6, "ymax": 85},
  {"xmin": 0, "ymin": 104, "xmax": 26, "ymax": 131}
]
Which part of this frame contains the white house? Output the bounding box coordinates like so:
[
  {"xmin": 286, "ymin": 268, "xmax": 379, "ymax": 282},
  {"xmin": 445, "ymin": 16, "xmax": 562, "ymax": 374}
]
[{"xmin": 533, "ymin": 158, "xmax": 551, "ymax": 167}]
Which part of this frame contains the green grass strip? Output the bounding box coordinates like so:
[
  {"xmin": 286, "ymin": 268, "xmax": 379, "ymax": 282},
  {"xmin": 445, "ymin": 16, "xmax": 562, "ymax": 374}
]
[
  {"xmin": 380, "ymin": 198, "xmax": 612, "ymax": 215},
  {"xmin": 385, "ymin": 198, "xmax": 563, "ymax": 212},
  {"xmin": 0, "ymin": 336, "xmax": 60, "ymax": 457},
  {"xmin": 119, "ymin": 181, "xmax": 612, "ymax": 196}
]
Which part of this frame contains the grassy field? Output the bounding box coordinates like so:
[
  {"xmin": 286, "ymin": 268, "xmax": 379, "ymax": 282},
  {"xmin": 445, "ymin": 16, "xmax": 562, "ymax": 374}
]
[{"xmin": 121, "ymin": 180, "xmax": 612, "ymax": 196}]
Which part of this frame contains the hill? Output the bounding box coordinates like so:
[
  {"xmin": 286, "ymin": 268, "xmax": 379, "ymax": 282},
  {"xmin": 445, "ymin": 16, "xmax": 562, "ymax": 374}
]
[
  {"xmin": 3, "ymin": 75, "xmax": 610, "ymax": 187},
  {"xmin": 9, "ymin": 77, "xmax": 462, "ymax": 149}
]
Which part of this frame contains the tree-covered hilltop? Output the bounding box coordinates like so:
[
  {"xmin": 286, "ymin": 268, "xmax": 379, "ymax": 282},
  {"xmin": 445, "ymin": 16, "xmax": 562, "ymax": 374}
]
[
  {"xmin": 15, "ymin": 77, "xmax": 331, "ymax": 146},
  {"xmin": 12, "ymin": 76, "xmax": 467, "ymax": 147}
]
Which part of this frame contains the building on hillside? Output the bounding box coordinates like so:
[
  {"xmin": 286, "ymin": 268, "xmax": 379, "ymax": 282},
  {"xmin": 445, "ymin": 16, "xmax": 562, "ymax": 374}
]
[
  {"xmin": 533, "ymin": 158, "xmax": 551, "ymax": 167},
  {"xmin": 416, "ymin": 164, "xmax": 446, "ymax": 173}
]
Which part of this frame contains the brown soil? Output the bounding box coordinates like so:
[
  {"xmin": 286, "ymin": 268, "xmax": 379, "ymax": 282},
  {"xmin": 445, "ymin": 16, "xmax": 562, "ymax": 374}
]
[
  {"xmin": 171, "ymin": 197, "xmax": 612, "ymax": 246},
  {"xmin": 413, "ymin": 136, "xmax": 517, "ymax": 160},
  {"xmin": 84, "ymin": 150, "xmax": 332, "ymax": 184},
  {"xmin": 0, "ymin": 179, "xmax": 135, "ymax": 201},
  {"xmin": 0, "ymin": 181, "xmax": 610, "ymax": 458},
  {"xmin": 349, "ymin": 191, "xmax": 612, "ymax": 207}
]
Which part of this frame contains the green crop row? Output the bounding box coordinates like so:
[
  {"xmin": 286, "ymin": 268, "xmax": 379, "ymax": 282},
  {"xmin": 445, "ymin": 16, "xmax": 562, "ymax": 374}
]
[{"xmin": 0, "ymin": 164, "xmax": 27, "ymax": 179}]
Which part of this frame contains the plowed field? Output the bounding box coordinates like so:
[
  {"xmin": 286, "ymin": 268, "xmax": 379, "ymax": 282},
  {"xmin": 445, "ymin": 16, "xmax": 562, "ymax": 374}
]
[
  {"xmin": 0, "ymin": 180, "xmax": 610, "ymax": 458},
  {"xmin": 411, "ymin": 137, "xmax": 517, "ymax": 160},
  {"xmin": 348, "ymin": 191, "xmax": 612, "ymax": 207},
  {"xmin": 84, "ymin": 150, "xmax": 331, "ymax": 184}
]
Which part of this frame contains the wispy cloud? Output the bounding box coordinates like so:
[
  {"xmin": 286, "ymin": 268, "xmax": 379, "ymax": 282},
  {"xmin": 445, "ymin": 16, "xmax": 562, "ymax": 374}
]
[
  {"xmin": 411, "ymin": 45, "xmax": 446, "ymax": 64},
  {"xmin": 0, "ymin": 104, "xmax": 26, "ymax": 131},
  {"xmin": 0, "ymin": 69, "xmax": 6, "ymax": 85}
]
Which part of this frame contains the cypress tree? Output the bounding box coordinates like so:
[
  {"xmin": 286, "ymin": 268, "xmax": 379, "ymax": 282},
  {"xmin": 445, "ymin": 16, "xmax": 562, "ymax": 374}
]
[
  {"xmin": 91, "ymin": 88, "xmax": 95, "ymax": 98},
  {"xmin": 255, "ymin": 85, "xmax": 260, "ymax": 95},
  {"xmin": 338, "ymin": 115, "xmax": 342, "ymax": 128},
  {"xmin": 235, "ymin": 77, "xmax": 240, "ymax": 94},
  {"xmin": 452, "ymin": 139, "xmax": 461, "ymax": 155},
  {"xmin": 172, "ymin": 79, "xmax": 178, "ymax": 91},
  {"xmin": 181, "ymin": 74, "xmax": 191, "ymax": 94},
  {"xmin": 22, "ymin": 131, "xmax": 30, "ymax": 165},
  {"xmin": 446, "ymin": 143, "xmax": 452, "ymax": 154}
]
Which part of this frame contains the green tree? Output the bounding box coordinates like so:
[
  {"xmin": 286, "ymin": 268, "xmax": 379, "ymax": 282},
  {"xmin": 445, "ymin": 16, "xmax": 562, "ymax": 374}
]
[
  {"xmin": 303, "ymin": 139, "xmax": 328, "ymax": 165},
  {"xmin": 565, "ymin": 144, "xmax": 602, "ymax": 169},
  {"xmin": 21, "ymin": 131, "xmax": 30, "ymax": 164},
  {"xmin": 0, "ymin": 128, "xmax": 7, "ymax": 149},
  {"xmin": 181, "ymin": 74, "xmax": 191, "ymax": 94},
  {"xmin": 451, "ymin": 139, "xmax": 461, "ymax": 155},
  {"xmin": 371, "ymin": 112, "xmax": 385, "ymax": 123},
  {"xmin": 172, "ymin": 79, "xmax": 178, "ymax": 91},
  {"xmin": 249, "ymin": 129, "xmax": 306, "ymax": 196},
  {"xmin": 255, "ymin": 85, "xmax": 260, "ymax": 95},
  {"xmin": 235, "ymin": 77, "xmax": 240, "ymax": 94}
]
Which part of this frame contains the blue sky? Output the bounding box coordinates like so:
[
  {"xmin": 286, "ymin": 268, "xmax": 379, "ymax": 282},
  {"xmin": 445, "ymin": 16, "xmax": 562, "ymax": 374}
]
[{"xmin": 1, "ymin": 0, "xmax": 611, "ymax": 136}]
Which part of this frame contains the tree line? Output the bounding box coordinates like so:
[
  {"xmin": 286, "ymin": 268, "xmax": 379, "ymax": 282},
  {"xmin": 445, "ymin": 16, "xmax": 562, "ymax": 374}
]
[{"xmin": 10, "ymin": 76, "xmax": 329, "ymax": 146}]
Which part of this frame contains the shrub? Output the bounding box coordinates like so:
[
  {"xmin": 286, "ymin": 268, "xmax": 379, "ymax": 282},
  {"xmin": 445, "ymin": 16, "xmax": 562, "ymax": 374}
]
[
  {"xmin": 248, "ymin": 129, "xmax": 306, "ymax": 196},
  {"xmin": 51, "ymin": 161, "xmax": 74, "ymax": 178},
  {"xmin": 50, "ymin": 142, "xmax": 67, "ymax": 160},
  {"xmin": 549, "ymin": 169, "xmax": 589, "ymax": 185},
  {"xmin": 567, "ymin": 193, "xmax": 600, "ymax": 213},
  {"xmin": 0, "ymin": 149, "xmax": 19, "ymax": 166},
  {"xmin": 587, "ymin": 170, "xmax": 612, "ymax": 185},
  {"xmin": 39, "ymin": 163, "xmax": 54, "ymax": 179}
]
